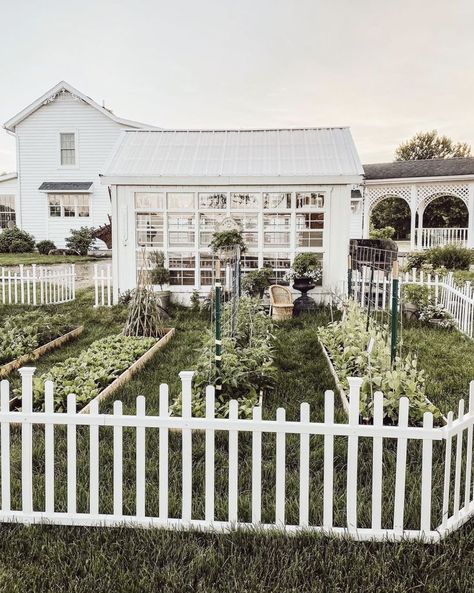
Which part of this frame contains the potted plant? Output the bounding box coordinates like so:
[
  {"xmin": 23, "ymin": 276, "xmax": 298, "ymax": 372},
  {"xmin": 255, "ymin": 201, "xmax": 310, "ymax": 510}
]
[
  {"xmin": 210, "ymin": 230, "xmax": 246, "ymax": 261},
  {"xmin": 401, "ymin": 284, "xmax": 430, "ymax": 319},
  {"xmin": 419, "ymin": 303, "xmax": 457, "ymax": 328},
  {"xmin": 149, "ymin": 251, "xmax": 171, "ymax": 310},
  {"xmin": 285, "ymin": 253, "xmax": 322, "ymax": 315},
  {"xmin": 242, "ymin": 267, "xmax": 273, "ymax": 298}
]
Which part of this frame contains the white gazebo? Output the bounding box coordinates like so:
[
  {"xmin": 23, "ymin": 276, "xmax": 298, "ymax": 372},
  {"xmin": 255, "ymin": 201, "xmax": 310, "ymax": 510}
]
[{"xmin": 361, "ymin": 158, "xmax": 474, "ymax": 250}]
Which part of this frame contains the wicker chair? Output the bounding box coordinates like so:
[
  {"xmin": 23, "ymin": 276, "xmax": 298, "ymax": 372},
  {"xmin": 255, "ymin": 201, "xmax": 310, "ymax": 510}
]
[{"xmin": 269, "ymin": 285, "xmax": 294, "ymax": 320}]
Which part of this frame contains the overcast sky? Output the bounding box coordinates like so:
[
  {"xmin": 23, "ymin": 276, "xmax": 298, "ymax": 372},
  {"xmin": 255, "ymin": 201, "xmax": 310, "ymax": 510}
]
[{"xmin": 1, "ymin": 0, "xmax": 473, "ymax": 172}]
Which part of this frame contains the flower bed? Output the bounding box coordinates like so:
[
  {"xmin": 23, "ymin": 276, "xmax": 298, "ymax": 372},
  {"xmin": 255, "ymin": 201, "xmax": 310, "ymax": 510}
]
[
  {"xmin": 317, "ymin": 301, "xmax": 442, "ymax": 425},
  {"xmin": 0, "ymin": 311, "xmax": 80, "ymax": 378},
  {"xmin": 11, "ymin": 330, "xmax": 174, "ymax": 412}
]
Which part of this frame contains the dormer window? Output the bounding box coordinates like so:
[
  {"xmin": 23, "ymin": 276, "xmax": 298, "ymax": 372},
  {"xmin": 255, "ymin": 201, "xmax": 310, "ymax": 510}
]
[{"xmin": 60, "ymin": 133, "xmax": 76, "ymax": 166}]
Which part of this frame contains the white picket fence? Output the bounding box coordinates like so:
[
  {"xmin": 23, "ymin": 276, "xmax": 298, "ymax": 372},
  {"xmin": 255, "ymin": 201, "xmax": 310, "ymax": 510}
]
[
  {"xmin": 352, "ymin": 267, "xmax": 474, "ymax": 339},
  {"xmin": 93, "ymin": 264, "xmax": 114, "ymax": 307},
  {"xmin": 0, "ymin": 368, "xmax": 473, "ymax": 542},
  {"xmin": 0, "ymin": 264, "xmax": 75, "ymax": 305}
]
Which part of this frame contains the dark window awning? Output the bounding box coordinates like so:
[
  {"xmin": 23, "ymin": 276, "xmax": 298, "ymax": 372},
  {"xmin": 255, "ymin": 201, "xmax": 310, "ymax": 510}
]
[{"xmin": 38, "ymin": 182, "xmax": 93, "ymax": 192}]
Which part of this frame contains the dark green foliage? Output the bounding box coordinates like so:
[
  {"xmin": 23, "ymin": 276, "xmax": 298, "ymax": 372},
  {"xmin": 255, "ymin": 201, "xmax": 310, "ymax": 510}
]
[
  {"xmin": 428, "ymin": 244, "xmax": 473, "ymax": 270},
  {"xmin": 402, "ymin": 284, "xmax": 431, "ymax": 309},
  {"xmin": 65, "ymin": 226, "xmax": 96, "ymax": 255},
  {"xmin": 395, "ymin": 130, "xmax": 471, "ymax": 161},
  {"xmin": 371, "ymin": 198, "xmax": 411, "ymax": 240},
  {"xmin": 405, "ymin": 251, "xmax": 429, "ymax": 269},
  {"xmin": 149, "ymin": 251, "xmax": 170, "ymax": 288},
  {"xmin": 210, "ymin": 229, "xmax": 246, "ymax": 253},
  {"xmin": 241, "ymin": 267, "xmax": 273, "ymax": 297},
  {"xmin": 36, "ymin": 240, "xmax": 56, "ymax": 255},
  {"xmin": 190, "ymin": 290, "xmax": 201, "ymax": 312},
  {"xmin": 369, "ymin": 225, "xmax": 395, "ymax": 240},
  {"xmin": 423, "ymin": 195, "xmax": 468, "ymax": 228},
  {"xmin": 0, "ymin": 227, "xmax": 35, "ymax": 253}
]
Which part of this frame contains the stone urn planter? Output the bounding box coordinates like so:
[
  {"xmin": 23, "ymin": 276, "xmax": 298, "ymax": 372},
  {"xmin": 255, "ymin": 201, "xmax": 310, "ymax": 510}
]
[
  {"xmin": 292, "ymin": 277, "xmax": 317, "ymax": 316},
  {"xmin": 155, "ymin": 290, "xmax": 171, "ymax": 312},
  {"xmin": 402, "ymin": 302, "xmax": 418, "ymax": 320}
]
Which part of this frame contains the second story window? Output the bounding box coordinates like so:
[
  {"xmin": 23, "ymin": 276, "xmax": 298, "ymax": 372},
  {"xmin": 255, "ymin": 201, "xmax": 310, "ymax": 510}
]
[{"xmin": 60, "ymin": 133, "xmax": 76, "ymax": 166}]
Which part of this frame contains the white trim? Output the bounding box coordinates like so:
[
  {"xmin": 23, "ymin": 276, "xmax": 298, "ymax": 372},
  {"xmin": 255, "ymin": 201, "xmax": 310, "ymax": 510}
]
[
  {"xmin": 101, "ymin": 175, "xmax": 363, "ymax": 186},
  {"xmin": 3, "ymin": 81, "xmax": 159, "ymax": 132},
  {"xmin": 0, "ymin": 173, "xmax": 17, "ymax": 184},
  {"xmin": 57, "ymin": 129, "xmax": 79, "ymax": 169},
  {"xmin": 365, "ymin": 174, "xmax": 474, "ymax": 184}
]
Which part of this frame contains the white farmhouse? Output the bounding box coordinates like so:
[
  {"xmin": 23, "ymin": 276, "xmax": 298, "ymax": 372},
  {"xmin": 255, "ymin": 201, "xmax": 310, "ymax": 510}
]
[
  {"xmin": 101, "ymin": 128, "xmax": 363, "ymax": 303},
  {"xmin": 2, "ymin": 81, "xmax": 155, "ymax": 247}
]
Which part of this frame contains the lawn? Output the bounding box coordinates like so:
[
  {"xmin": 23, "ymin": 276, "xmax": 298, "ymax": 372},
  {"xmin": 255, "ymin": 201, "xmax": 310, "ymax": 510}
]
[
  {"xmin": 0, "ymin": 253, "xmax": 110, "ymax": 266},
  {"xmin": 0, "ymin": 297, "xmax": 472, "ymax": 592}
]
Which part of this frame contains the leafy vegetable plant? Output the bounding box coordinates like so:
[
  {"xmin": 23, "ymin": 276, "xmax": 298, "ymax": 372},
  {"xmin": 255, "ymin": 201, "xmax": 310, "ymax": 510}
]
[
  {"xmin": 26, "ymin": 334, "xmax": 156, "ymax": 411},
  {"xmin": 317, "ymin": 301, "xmax": 442, "ymax": 425}
]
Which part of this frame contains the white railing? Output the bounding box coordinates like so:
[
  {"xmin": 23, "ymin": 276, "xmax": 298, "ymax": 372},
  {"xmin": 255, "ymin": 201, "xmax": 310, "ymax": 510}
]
[
  {"xmin": 93, "ymin": 264, "xmax": 113, "ymax": 307},
  {"xmin": 419, "ymin": 228, "xmax": 468, "ymax": 249},
  {"xmin": 0, "ymin": 264, "xmax": 75, "ymax": 305},
  {"xmin": 1, "ymin": 367, "xmax": 473, "ymax": 542}
]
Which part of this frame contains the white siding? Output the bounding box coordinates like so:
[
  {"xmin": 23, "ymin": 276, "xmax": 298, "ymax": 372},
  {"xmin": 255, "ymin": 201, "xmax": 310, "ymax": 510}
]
[
  {"xmin": 16, "ymin": 92, "xmax": 129, "ymax": 247},
  {"xmin": 350, "ymin": 200, "xmax": 363, "ymax": 239}
]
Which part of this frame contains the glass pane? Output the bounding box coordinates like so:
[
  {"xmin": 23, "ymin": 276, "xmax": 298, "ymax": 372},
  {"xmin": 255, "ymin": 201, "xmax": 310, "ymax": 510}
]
[
  {"xmin": 263, "ymin": 192, "xmax": 291, "ymax": 209},
  {"xmin": 136, "ymin": 213, "xmax": 164, "ymax": 246},
  {"xmin": 296, "ymin": 192, "xmax": 324, "ymax": 209},
  {"xmin": 230, "ymin": 193, "xmax": 259, "ymax": 209},
  {"xmin": 167, "ymin": 193, "xmax": 194, "ymax": 209},
  {"xmin": 199, "ymin": 193, "xmax": 227, "ymax": 209},
  {"xmin": 135, "ymin": 193, "xmax": 164, "ymax": 209}
]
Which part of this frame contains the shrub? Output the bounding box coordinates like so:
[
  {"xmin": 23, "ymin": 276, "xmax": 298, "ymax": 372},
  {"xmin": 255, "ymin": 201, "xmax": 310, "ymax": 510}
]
[
  {"xmin": 317, "ymin": 301, "xmax": 442, "ymax": 425},
  {"xmin": 36, "ymin": 240, "xmax": 56, "ymax": 255},
  {"xmin": 65, "ymin": 226, "xmax": 96, "ymax": 255},
  {"xmin": 402, "ymin": 284, "xmax": 431, "ymax": 309},
  {"xmin": 242, "ymin": 267, "xmax": 273, "ymax": 297},
  {"xmin": 369, "ymin": 226, "xmax": 395, "ymax": 240},
  {"xmin": 0, "ymin": 227, "xmax": 35, "ymax": 253},
  {"xmin": 149, "ymin": 251, "xmax": 170, "ymax": 289},
  {"xmin": 428, "ymin": 244, "xmax": 473, "ymax": 270},
  {"xmin": 405, "ymin": 251, "xmax": 428, "ymax": 270}
]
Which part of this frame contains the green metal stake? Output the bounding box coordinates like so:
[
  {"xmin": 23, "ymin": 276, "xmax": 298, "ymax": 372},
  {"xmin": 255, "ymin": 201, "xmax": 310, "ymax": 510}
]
[
  {"xmin": 215, "ymin": 262, "xmax": 222, "ymax": 393},
  {"xmin": 347, "ymin": 255, "xmax": 353, "ymax": 298},
  {"xmin": 390, "ymin": 262, "xmax": 399, "ymax": 366},
  {"xmin": 366, "ymin": 266, "xmax": 374, "ymax": 332}
]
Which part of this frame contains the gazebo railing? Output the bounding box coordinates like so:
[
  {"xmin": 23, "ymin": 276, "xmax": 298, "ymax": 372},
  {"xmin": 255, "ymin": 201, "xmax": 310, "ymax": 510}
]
[{"xmin": 418, "ymin": 228, "xmax": 468, "ymax": 249}]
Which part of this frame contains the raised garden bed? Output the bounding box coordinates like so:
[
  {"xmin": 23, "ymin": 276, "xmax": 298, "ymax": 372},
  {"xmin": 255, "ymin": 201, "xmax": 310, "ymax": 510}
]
[
  {"xmin": 0, "ymin": 325, "xmax": 83, "ymax": 379},
  {"xmin": 80, "ymin": 327, "xmax": 175, "ymax": 413},
  {"xmin": 10, "ymin": 329, "xmax": 175, "ymax": 413}
]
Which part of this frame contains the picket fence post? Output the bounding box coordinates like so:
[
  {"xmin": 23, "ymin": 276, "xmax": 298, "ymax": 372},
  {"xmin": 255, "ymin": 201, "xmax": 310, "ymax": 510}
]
[{"xmin": 346, "ymin": 377, "xmax": 363, "ymax": 533}]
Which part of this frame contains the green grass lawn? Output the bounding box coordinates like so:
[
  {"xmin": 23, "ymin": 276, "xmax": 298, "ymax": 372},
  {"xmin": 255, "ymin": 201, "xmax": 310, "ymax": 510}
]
[
  {"xmin": 0, "ymin": 300, "xmax": 472, "ymax": 592},
  {"xmin": 0, "ymin": 253, "xmax": 110, "ymax": 266}
]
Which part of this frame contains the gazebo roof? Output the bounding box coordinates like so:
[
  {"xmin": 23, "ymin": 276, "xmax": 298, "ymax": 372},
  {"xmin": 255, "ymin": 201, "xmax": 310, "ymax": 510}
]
[{"xmin": 363, "ymin": 158, "xmax": 474, "ymax": 180}]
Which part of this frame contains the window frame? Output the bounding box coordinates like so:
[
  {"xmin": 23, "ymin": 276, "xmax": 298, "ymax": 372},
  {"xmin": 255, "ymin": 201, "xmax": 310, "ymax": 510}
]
[
  {"xmin": 47, "ymin": 193, "xmax": 90, "ymax": 218},
  {"xmin": 58, "ymin": 131, "xmax": 79, "ymax": 168}
]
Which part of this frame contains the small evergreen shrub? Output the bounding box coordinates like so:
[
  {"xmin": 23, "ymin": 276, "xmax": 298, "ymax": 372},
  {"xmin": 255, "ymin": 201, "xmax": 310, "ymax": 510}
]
[
  {"xmin": 0, "ymin": 227, "xmax": 35, "ymax": 253},
  {"xmin": 149, "ymin": 251, "xmax": 170, "ymax": 289},
  {"xmin": 369, "ymin": 226, "xmax": 395, "ymax": 240},
  {"xmin": 65, "ymin": 227, "xmax": 96, "ymax": 255},
  {"xmin": 242, "ymin": 268, "xmax": 273, "ymax": 297},
  {"xmin": 36, "ymin": 240, "xmax": 56, "ymax": 255},
  {"xmin": 428, "ymin": 244, "xmax": 473, "ymax": 270}
]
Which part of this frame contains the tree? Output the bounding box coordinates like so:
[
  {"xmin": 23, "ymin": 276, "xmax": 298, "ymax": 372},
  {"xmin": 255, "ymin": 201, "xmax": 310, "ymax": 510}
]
[{"xmin": 395, "ymin": 130, "xmax": 471, "ymax": 161}]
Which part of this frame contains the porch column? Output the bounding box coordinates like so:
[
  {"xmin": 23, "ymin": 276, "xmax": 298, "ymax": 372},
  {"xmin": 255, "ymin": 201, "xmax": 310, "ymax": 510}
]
[
  {"xmin": 417, "ymin": 206, "xmax": 424, "ymax": 250},
  {"xmin": 362, "ymin": 194, "xmax": 370, "ymax": 239},
  {"xmin": 410, "ymin": 185, "xmax": 417, "ymax": 251},
  {"xmin": 467, "ymin": 182, "xmax": 474, "ymax": 248}
]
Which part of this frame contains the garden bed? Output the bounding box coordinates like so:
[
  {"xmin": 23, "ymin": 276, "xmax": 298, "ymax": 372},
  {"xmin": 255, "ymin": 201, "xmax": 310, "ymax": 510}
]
[
  {"xmin": 80, "ymin": 327, "xmax": 175, "ymax": 413},
  {"xmin": 0, "ymin": 325, "xmax": 83, "ymax": 379},
  {"xmin": 10, "ymin": 328, "xmax": 175, "ymax": 413}
]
